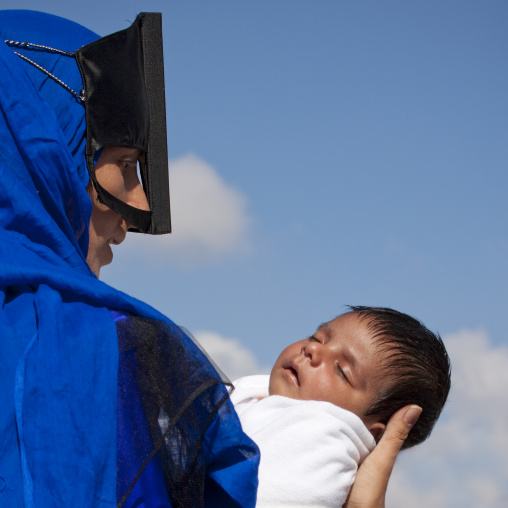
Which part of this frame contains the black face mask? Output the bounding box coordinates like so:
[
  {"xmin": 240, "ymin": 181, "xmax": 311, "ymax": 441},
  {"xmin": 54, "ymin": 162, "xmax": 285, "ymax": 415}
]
[{"xmin": 75, "ymin": 13, "xmax": 171, "ymax": 235}]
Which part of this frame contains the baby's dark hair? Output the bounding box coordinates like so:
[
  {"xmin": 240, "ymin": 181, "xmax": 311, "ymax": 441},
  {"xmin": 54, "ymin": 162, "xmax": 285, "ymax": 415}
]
[{"xmin": 347, "ymin": 306, "xmax": 451, "ymax": 449}]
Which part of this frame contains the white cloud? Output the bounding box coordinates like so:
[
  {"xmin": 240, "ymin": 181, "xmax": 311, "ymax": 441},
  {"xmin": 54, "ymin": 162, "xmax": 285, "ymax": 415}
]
[
  {"xmin": 125, "ymin": 153, "xmax": 252, "ymax": 264},
  {"xmin": 193, "ymin": 330, "xmax": 270, "ymax": 381},
  {"xmin": 386, "ymin": 329, "xmax": 508, "ymax": 508}
]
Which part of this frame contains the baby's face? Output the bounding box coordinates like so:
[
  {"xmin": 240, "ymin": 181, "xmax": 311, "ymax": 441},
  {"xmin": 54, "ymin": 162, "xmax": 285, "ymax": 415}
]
[{"xmin": 269, "ymin": 313, "xmax": 389, "ymax": 426}]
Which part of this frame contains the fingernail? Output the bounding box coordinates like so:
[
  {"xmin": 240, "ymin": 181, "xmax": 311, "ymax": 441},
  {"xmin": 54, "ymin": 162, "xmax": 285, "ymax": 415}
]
[{"xmin": 404, "ymin": 405, "xmax": 422, "ymax": 426}]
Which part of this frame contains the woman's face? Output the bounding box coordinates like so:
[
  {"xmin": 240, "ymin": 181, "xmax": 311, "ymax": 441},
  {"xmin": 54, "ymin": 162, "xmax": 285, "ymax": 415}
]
[{"xmin": 86, "ymin": 146, "xmax": 149, "ymax": 277}]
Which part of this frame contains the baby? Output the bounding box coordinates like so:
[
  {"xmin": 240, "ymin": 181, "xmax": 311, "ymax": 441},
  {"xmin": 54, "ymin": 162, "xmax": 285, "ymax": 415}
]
[{"xmin": 231, "ymin": 306, "xmax": 451, "ymax": 508}]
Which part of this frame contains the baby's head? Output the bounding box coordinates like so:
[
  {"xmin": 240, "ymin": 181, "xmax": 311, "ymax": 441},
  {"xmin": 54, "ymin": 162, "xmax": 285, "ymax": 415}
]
[{"xmin": 268, "ymin": 306, "xmax": 451, "ymax": 449}]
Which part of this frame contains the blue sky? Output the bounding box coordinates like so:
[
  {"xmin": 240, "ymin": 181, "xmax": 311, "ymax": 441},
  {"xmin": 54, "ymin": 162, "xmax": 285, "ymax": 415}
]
[{"xmin": 6, "ymin": 1, "xmax": 508, "ymax": 505}]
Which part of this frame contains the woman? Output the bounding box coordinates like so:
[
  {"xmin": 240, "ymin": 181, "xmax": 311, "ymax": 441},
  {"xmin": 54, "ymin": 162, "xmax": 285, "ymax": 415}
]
[
  {"xmin": 0, "ymin": 10, "xmax": 259, "ymax": 507},
  {"xmin": 0, "ymin": 10, "xmax": 418, "ymax": 508}
]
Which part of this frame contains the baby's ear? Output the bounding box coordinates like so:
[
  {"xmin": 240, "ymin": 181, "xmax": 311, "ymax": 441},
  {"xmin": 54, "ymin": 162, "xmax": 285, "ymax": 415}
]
[{"xmin": 367, "ymin": 422, "xmax": 386, "ymax": 442}]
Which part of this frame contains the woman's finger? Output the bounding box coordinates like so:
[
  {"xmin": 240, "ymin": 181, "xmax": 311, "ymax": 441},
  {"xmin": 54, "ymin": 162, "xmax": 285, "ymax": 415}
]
[
  {"xmin": 344, "ymin": 405, "xmax": 422, "ymax": 508},
  {"xmin": 369, "ymin": 405, "xmax": 422, "ymax": 477}
]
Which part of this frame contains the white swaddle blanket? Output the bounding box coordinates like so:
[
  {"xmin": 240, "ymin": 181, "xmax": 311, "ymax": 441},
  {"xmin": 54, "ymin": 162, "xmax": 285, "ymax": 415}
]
[{"xmin": 231, "ymin": 375, "xmax": 376, "ymax": 508}]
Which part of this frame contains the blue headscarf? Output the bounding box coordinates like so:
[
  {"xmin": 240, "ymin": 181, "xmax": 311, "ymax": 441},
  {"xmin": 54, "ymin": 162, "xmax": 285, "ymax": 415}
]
[{"xmin": 0, "ymin": 10, "xmax": 258, "ymax": 508}]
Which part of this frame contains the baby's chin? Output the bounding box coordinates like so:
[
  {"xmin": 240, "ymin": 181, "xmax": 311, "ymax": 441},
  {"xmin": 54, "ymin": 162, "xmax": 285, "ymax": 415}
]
[
  {"xmin": 268, "ymin": 373, "xmax": 285, "ymax": 397},
  {"xmin": 268, "ymin": 371, "xmax": 299, "ymax": 399}
]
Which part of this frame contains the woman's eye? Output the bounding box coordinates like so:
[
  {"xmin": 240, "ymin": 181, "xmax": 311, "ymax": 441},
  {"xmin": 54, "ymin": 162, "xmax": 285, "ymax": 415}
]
[
  {"xmin": 309, "ymin": 336, "xmax": 320, "ymax": 343},
  {"xmin": 120, "ymin": 158, "xmax": 136, "ymax": 171}
]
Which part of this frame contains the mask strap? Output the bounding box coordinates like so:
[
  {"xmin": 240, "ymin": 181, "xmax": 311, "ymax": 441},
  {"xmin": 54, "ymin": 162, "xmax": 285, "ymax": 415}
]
[
  {"xmin": 5, "ymin": 40, "xmax": 85, "ymax": 103},
  {"xmin": 88, "ymin": 165, "xmax": 152, "ymax": 233}
]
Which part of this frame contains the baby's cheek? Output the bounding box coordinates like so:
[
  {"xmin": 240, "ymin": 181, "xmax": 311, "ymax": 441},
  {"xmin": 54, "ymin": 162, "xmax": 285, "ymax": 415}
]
[{"xmin": 267, "ymin": 371, "xmax": 277, "ymax": 396}]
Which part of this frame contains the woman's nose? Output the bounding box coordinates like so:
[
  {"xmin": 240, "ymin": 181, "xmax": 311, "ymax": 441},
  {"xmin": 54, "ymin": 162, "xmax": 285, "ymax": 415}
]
[
  {"xmin": 126, "ymin": 179, "xmax": 150, "ymax": 212},
  {"xmin": 124, "ymin": 179, "xmax": 150, "ymax": 231}
]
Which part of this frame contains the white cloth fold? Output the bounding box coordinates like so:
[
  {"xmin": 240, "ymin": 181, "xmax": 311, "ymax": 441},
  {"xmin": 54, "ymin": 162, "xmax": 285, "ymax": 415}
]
[{"xmin": 232, "ymin": 375, "xmax": 376, "ymax": 508}]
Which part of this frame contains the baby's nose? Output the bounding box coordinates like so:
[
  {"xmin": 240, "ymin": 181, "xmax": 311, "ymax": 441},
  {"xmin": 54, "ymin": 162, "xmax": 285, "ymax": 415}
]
[{"xmin": 304, "ymin": 342, "xmax": 322, "ymax": 366}]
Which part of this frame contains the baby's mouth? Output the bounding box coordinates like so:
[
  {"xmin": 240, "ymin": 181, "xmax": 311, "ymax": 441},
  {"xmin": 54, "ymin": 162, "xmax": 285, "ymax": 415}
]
[{"xmin": 284, "ymin": 364, "xmax": 300, "ymax": 386}]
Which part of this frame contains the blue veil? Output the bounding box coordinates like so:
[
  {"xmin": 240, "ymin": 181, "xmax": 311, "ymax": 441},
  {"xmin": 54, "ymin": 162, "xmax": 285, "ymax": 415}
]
[{"xmin": 0, "ymin": 10, "xmax": 258, "ymax": 508}]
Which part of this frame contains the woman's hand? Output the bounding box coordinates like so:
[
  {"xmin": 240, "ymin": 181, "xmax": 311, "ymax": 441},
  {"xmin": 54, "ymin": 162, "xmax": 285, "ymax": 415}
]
[{"xmin": 344, "ymin": 405, "xmax": 422, "ymax": 508}]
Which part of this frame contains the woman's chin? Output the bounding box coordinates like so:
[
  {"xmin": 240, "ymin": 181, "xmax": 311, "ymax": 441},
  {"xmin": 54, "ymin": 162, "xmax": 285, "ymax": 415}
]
[
  {"xmin": 100, "ymin": 244, "xmax": 114, "ymax": 269},
  {"xmin": 86, "ymin": 244, "xmax": 113, "ymax": 277}
]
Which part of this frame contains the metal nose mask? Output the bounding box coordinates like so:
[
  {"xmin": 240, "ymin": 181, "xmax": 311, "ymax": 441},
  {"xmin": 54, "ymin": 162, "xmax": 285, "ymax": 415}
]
[{"xmin": 75, "ymin": 13, "xmax": 171, "ymax": 234}]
